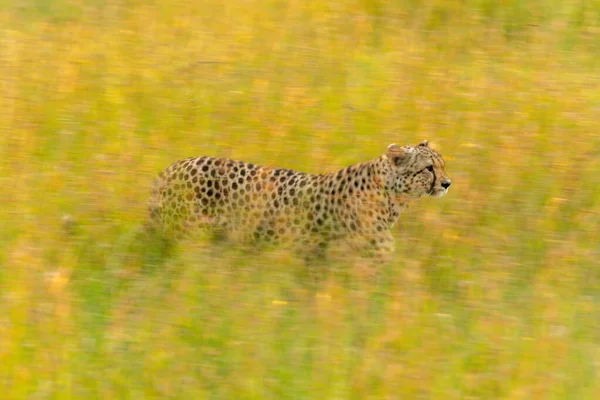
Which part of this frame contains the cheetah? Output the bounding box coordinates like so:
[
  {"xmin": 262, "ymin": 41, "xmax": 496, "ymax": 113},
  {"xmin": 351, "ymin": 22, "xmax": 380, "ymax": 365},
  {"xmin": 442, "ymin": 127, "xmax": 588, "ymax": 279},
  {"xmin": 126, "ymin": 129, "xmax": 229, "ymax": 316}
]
[{"xmin": 148, "ymin": 140, "xmax": 451, "ymax": 257}]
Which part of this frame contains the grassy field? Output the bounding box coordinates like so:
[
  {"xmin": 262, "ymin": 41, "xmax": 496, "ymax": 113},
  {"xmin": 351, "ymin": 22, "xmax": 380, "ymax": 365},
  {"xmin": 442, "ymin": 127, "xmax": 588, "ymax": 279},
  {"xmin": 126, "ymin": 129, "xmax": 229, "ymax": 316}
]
[{"xmin": 1, "ymin": 0, "xmax": 600, "ymax": 398}]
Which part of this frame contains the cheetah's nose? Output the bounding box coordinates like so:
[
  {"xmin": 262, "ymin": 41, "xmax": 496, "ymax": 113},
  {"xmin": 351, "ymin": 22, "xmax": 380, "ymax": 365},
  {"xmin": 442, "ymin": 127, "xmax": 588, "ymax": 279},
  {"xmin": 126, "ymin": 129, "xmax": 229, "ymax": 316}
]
[{"xmin": 441, "ymin": 180, "xmax": 451, "ymax": 189}]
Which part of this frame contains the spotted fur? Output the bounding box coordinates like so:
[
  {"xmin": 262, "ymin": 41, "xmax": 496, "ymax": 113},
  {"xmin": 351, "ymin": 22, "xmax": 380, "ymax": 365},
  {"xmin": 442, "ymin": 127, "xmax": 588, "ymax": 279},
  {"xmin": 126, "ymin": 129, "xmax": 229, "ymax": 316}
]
[{"xmin": 148, "ymin": 141, "xmax": 451, "ymax": 256}]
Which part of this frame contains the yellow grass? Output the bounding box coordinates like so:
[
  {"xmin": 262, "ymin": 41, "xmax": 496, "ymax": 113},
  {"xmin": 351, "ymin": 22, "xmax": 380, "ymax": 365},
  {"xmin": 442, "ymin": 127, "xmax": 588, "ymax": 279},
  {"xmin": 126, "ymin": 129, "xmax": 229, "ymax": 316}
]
[{"xmin": 1, "ymin": 0, "xmax": 599, "ymax": 398}]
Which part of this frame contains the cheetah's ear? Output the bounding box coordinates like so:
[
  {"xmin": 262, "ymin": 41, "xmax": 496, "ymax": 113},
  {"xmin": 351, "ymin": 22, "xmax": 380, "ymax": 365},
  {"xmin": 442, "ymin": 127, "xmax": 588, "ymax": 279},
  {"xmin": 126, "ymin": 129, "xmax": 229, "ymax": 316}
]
[
  {"xmin": 387, "ymin": 143, "xmax": 410, "ymax": 166},
  {"xmin": 418, "ymin": 140, "xmax": 429, "ymax": 147}
]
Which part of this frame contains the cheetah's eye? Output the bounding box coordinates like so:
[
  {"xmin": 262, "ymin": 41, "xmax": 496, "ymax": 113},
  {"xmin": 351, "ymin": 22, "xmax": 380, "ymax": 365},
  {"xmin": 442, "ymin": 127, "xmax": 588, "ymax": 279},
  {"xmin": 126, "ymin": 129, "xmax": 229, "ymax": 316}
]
[{"xmin": 426, "ymin": 165, "xmax": 434, "ymax": 173}]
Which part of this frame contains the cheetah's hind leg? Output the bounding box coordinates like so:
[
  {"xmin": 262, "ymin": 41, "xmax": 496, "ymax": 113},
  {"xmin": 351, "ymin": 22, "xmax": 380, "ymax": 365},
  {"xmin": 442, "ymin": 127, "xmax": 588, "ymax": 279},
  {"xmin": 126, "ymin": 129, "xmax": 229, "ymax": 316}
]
[{"xmin": 108, "ymin": 222, "xmax": 176, "ymax": 274}]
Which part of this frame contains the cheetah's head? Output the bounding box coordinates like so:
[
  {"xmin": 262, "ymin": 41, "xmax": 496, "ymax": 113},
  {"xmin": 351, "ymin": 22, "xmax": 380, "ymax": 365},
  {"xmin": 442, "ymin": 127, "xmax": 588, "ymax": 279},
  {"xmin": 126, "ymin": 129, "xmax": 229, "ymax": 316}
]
[{"xmin": 385, "ymin": 140, "xmax": 451, "ymax": 198}]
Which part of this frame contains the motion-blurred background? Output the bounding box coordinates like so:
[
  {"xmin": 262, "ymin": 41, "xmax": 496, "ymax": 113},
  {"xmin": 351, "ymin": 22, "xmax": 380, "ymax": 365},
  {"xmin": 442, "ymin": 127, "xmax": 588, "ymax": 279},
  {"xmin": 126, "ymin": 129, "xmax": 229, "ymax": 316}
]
[{"xmin": 1, "ymin": 0, "xmax": 599, "ymax": 398}]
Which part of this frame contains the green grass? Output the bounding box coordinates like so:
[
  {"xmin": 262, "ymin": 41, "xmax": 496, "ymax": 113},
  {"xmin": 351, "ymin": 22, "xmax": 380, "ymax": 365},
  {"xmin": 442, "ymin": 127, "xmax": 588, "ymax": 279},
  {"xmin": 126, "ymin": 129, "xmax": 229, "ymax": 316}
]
[{"xmin": 1, "ymin": 0, "xmax": 600, "ymax": 398}]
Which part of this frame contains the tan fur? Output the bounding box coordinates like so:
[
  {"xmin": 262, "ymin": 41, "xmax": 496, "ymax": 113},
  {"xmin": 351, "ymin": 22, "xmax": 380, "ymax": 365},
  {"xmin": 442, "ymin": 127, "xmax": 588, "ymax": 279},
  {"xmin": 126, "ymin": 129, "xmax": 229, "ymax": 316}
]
[{"xmin": 148, "ymin": 141, "xmax": 451, "ymax": 256}]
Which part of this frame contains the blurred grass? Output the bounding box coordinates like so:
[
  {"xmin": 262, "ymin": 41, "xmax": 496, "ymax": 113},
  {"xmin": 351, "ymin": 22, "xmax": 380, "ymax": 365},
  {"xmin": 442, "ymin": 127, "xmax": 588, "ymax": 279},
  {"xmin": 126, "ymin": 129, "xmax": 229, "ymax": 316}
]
[{"xmin": 1, "ymin": 0, "xmax": 599, "ymax": 398}]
